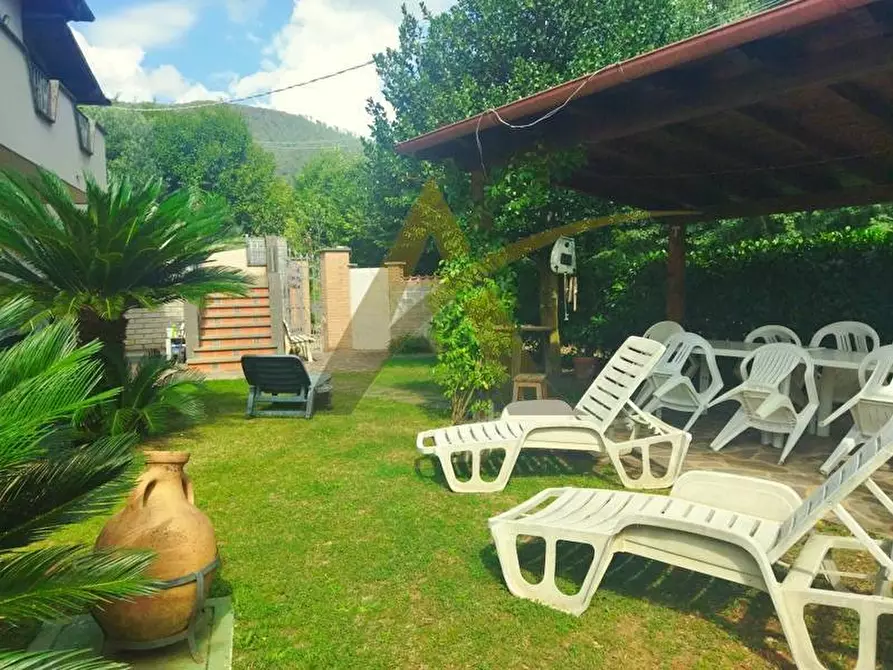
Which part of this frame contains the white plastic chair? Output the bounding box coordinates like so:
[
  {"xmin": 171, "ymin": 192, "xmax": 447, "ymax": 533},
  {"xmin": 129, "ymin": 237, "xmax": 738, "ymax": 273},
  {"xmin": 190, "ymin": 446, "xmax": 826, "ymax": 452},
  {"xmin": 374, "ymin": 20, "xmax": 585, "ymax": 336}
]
[
  {"xmin": 819, "ymin": 344, "xmax": 893, "ymax": 475},
  {"xmin": 710, "ymin": 343, "xmax": 818, "ymax": 464},
  {"xmin": 643, "ymin": 320, "xmax": 684, "ymax": 344},
  {"xmin": 810, "ymin": 321, "xmax": 880, "ymax": 352},
  {"xmin": 636, "ymin": 333, "xmax": 723, "ymax": 430},
  {"xmin": 810, "ymin": 321, "xmax": 880, "ymax": 407},
  {"xmin": 745, "ymin": 324, "xmax": 801, "ymax": 346}
]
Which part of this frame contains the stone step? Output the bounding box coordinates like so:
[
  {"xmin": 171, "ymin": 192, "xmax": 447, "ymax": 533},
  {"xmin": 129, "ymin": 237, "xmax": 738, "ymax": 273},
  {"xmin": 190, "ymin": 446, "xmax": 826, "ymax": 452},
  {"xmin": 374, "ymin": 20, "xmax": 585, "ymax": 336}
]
[
  {"xmin": 193, "ymin": 343, "xmax": 278, "ymax": 358},
  {"xmin": 197, "ymin": 336, "xmax": 276, "ymax": 349},
  {"xmin": 210, "ymin": 287, "xmax": 268, "ymax": 298},
  {"xmin": 200, "ymin": 316, "xmax": 271, "ymax": 329},
  {"xmin": 205, "ymin": 296, "xmax": 271, "ymax": 309},
  {"xmin": 188, "ymin": 356, "xmax": 245, "ymax": 374},
  {"xmin": 200, "ymin": 307, "xmax": 270, "ymax": 319},
  {"xmin": 200, "ymin": 325, "xmax": 272, "ymax": 338}
]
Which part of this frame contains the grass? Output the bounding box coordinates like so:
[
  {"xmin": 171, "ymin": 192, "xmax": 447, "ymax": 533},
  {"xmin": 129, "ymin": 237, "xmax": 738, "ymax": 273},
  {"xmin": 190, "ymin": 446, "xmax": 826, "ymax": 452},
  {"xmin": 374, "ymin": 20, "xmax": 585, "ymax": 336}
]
[{"xmin": 34, "ymin": 355, "xmax": 893, "ymax": 668}]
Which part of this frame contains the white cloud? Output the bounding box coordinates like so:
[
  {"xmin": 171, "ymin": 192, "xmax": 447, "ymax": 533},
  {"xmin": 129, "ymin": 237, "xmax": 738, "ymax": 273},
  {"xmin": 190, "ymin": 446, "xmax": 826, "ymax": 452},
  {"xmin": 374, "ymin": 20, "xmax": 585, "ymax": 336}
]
[
  {"xmin": 84, "ymin": 1, "xmax": 198, "ymax": 49},
  {"xmin": 226, "ymin": 0, "xmax": 455, "ymax": 135},
  {"xmin": 76, "ymin": 0, "xmax": 459, "ymax": 133},
  {"xmin": 73, "ymin": 28, "xmax": 225, "ymax": 104},
  {"xmin": 225, "ymin": 0, "xmax": 267, "ymax": 24}
]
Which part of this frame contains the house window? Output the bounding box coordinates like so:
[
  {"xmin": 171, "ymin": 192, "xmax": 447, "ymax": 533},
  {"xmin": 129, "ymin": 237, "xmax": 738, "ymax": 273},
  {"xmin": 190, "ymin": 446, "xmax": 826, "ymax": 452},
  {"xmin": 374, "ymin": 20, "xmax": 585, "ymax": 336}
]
[
  {"xmin": 75, "ymin": 109, "xmax": 94, "ymax": 154},
  {"xmin": 28, "ymin": 60, "xmax": 58, "ymax": 122}
]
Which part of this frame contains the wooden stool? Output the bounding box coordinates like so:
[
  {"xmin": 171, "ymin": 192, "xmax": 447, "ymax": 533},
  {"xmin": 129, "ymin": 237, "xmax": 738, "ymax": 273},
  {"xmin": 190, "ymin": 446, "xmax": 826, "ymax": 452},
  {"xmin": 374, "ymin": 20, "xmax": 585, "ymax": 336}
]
[{"xmin": 512, "ymin": 373, "xmax": 548, "ymax": 401}]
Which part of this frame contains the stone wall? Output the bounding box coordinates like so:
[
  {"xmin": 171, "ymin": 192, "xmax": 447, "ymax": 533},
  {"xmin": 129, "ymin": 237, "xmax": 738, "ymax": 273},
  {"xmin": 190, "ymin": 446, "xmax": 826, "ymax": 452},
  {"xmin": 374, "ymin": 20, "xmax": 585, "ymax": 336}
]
[
  {"xmin": 125, "ymin": 301, "xmax": 185, "ymax": 357},
  {"xmin": 387, "ymin": 263, "xmax": 435, "ymax": 341}
]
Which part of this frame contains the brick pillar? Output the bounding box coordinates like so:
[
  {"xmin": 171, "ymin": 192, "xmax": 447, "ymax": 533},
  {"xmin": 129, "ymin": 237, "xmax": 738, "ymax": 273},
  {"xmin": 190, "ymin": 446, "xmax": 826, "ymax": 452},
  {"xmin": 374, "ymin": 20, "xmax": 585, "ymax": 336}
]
[{"xmin": 320, "ymin": 247, "xmax": 352, "ymax": 351}]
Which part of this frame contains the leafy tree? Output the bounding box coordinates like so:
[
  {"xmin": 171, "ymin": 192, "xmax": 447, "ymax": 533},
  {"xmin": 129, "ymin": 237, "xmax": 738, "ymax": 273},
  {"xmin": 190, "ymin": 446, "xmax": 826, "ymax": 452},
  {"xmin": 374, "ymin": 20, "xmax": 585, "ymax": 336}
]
[
  {"xmin": 150, "ymin": 107, "xmax": 296, "ymax": 235},
  {"xmin": 0, "ymin": 298, "xmax": 156, "ymax": 670},
  {"xmin": 286, "ymin": 149, "xmax": 377, "ymax": 261},
  {"xmin": 0, "ymin": 170, "xmax": 248, "ymax": 384},
  {"xmin": 86, "ymin": 107, "xmax": 159, "ymax": 186}
]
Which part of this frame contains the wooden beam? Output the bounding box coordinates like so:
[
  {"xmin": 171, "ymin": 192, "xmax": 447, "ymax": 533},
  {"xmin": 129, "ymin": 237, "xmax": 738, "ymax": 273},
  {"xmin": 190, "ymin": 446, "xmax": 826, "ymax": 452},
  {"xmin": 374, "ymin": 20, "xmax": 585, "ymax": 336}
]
[
  {"xmin": 580, "ymin": 148, "xmax": 706, "ymax": 209},
  {"xmin": 830, "ymin": 82, "xmax": 893, "ymax": 131},
  {"xmin": 697, "ymin": 183, "xmax": 893, "ymax": 220},
  {"xmin": 637, "ymin": 128, "xmax": 787, "ymax": 201},
  {"xmin": 666, "ymin": 223, "xmax": 686, "ymax": 323},
  {"xmin": 659, "ymin": 123, "xmax": 829, "ymax": 195},
  {"xmin": 594, "ymin": 137, "xmax": 738, "ymax": 208},
  {"xmin": 735, "ymin": 103, "xmax": 893, "ymax": 184}
]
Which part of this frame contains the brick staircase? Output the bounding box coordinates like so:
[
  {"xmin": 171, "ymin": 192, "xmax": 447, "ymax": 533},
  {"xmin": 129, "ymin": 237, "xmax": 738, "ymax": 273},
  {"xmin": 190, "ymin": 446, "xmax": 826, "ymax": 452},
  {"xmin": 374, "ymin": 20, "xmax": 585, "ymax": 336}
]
[{"xmin": 189, "ymin": 287, "xmax": 278, "ymax": 374}]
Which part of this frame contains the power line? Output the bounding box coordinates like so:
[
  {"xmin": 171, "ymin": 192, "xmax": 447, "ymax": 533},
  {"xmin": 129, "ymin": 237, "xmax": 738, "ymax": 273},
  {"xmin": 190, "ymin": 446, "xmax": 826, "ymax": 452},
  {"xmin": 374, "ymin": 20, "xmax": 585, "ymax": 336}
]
[{"xmin": 111, "ymin": 60, "xmax": 375, "ymax": 113}]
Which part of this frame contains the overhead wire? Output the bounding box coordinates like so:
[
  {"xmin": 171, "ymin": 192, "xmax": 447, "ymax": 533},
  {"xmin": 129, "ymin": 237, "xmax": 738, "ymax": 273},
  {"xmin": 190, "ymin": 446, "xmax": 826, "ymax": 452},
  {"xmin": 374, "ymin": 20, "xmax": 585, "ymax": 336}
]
[
  {"xmin": 110, "ymin": 60, "xmax": 375, "ymax": 113},
  {"xmin": 472, "ymin": 0, "xmax": 794, "ymax": 174}
]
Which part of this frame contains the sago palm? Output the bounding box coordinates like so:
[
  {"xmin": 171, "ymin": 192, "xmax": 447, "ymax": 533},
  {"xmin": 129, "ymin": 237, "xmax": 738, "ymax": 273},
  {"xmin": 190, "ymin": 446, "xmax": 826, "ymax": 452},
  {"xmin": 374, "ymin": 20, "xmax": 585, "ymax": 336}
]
[
  {"xmin": 0, "ymin": 298, "xmax": 157, "ymax": 669},
  {"xmin": 0, "ymin": 169, "xmax": 248, "ymax": 382}
]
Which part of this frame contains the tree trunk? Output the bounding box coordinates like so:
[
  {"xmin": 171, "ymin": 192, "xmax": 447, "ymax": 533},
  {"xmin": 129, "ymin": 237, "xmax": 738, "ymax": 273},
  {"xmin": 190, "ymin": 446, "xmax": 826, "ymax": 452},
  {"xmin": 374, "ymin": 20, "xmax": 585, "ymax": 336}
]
[{"xmin": 77, "ymin": 308, "xmax": 129, "ymax": 388}]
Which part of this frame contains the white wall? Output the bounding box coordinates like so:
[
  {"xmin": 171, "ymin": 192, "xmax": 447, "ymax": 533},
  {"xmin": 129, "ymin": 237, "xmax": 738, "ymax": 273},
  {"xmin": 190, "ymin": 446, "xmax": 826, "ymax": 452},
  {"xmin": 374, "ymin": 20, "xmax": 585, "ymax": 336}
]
[
  {"xmin": 0, "ymin": 21, "xmax": 107, "ymax": 193},
  {"xmin": 349, "ymin": 268, "xmax": 391, "ymax": 351},
  {"xmin": 0, "ymin": 0, "xmax": 22, "ymax": 40}
]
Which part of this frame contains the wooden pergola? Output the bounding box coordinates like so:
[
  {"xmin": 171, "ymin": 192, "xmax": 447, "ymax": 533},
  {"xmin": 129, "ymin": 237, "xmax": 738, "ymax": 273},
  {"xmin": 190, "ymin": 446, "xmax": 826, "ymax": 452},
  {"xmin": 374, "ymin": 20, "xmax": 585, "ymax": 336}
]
[{"xmin": 396, "ymin": 0, "xmax": 893, "ymax": 322}]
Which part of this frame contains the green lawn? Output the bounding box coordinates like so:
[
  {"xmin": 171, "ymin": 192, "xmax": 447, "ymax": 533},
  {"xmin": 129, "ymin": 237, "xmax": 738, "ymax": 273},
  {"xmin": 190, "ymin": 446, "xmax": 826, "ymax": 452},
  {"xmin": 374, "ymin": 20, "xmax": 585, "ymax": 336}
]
[{"xmin": 43, "ymin": 356, "xmax": 890, "ymax": 668}]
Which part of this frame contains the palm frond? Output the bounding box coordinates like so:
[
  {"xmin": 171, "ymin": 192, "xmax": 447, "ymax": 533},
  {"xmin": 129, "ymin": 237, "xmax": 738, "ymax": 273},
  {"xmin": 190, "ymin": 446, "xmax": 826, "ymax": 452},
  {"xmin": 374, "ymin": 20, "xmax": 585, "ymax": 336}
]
[
  {"xmin": 0, "ymin": 332, "xmax": 119, "ymax": 470},
  {"xmin": 0, "ymin": 169, "xmax": 249, "ymax": 320},
  {"xmin": 0, "ymin": 649, "xmax": 129, "ymax": 670},
  {"xmin": 0, "ymin": 434, "xmax": 140, "ymax": 550},
  {"xmin": 0, "ymin": 545, "xmax": 157, "ymax": 622},
  {"xmin": 105, "ymin": 354, "xmax": 205, "ymax": 437}
]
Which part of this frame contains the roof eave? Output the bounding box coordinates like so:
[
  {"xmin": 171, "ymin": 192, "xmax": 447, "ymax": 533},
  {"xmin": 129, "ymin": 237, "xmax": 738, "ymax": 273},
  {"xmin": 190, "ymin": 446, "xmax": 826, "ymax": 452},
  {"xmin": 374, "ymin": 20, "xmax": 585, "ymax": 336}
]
[{"xmin": 395, "ymin": 0, "xmax": 878, "ymax": 160}]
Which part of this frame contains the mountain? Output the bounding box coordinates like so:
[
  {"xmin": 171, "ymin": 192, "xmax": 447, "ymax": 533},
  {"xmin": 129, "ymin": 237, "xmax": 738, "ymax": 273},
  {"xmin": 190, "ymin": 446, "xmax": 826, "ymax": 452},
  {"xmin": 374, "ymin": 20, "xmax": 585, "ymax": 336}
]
[{"xmin": 233, "ymin": 105, "xmax": 362, "ymax": 176}]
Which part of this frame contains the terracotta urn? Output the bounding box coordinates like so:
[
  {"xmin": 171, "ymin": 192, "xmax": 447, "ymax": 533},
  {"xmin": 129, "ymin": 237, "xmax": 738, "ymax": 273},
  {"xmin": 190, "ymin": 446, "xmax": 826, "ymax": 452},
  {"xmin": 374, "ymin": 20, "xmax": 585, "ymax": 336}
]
[{"xmin": 94, "ymin": 451, "xmax": 217, "ymax": 644}]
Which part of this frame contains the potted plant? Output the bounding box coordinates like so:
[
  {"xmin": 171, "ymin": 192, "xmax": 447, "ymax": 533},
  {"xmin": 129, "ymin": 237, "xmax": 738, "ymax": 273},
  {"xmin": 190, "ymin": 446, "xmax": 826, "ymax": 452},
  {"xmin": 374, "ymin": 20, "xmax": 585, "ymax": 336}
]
[{"xmin": 572, "ymin": 344, "xmax": 596, "ymax": 381}]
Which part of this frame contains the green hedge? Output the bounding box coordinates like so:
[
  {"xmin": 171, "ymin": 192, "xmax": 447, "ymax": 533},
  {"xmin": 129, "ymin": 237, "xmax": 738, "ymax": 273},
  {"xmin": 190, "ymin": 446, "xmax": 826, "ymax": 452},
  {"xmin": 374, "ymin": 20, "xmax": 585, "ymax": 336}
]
[{"xmin": 577, "ymin": 227, "xmax": 893, "ymax": 351}]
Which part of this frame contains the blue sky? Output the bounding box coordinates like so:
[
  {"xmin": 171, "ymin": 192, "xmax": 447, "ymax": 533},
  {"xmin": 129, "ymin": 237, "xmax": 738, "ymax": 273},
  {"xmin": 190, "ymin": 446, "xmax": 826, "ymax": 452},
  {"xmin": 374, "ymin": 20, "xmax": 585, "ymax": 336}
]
[{"xmin": 73, "ymin": 1, "xmax": 455, "ymax": 135}]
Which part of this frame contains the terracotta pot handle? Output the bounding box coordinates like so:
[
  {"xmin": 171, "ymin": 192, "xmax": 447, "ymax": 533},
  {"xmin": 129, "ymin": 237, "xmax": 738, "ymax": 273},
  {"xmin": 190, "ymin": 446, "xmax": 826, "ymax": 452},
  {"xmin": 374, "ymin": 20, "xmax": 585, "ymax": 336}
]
[
  {"xmin": 130, "ymin": 477, "xmax": 158, "ymax": 509},
  {"xmin": 183, "ymin": 474, "xmax": 195, "ymax": 504}
]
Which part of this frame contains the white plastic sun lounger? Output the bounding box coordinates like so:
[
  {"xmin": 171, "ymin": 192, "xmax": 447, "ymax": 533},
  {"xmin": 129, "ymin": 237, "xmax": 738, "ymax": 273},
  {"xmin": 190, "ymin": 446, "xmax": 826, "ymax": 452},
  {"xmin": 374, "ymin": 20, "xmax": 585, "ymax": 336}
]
[
  {"xmin": 489, "ymin": 419, "xmax": 893, "ymax": 669},
  {"xmin": 417, "ymin": 336, "xmax": 691, "ymax": 493}
]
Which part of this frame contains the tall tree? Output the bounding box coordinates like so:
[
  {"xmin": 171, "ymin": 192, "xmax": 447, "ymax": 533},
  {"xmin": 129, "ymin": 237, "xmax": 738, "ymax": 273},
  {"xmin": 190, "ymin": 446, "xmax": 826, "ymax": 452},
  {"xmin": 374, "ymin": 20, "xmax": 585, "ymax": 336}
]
[{"xmin": 286, "ymin": 149, "xmax": 377, "ymax": 262}]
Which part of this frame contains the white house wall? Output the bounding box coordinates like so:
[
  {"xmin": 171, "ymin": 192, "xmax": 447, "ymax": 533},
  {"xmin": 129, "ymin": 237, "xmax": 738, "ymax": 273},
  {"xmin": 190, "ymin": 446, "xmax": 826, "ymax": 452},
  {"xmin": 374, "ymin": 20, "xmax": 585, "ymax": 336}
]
[{"xmin": 0, "ymin": 17, "xmax": 108, "ymax": 194}]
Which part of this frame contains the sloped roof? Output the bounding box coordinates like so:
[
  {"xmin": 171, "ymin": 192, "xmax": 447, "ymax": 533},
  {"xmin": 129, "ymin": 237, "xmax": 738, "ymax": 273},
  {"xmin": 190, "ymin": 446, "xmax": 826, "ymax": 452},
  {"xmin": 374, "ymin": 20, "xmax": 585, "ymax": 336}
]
[{"xmin": 397, "ymin": 0, "xmax": 893, "ymax": 220}]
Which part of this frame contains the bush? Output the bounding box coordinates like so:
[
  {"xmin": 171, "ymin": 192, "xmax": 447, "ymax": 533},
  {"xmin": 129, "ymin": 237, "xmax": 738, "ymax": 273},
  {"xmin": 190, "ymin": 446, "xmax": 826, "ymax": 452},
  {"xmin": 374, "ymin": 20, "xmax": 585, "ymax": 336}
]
[
  {"xmin": 430, "ymin": 257, "xmax": 515, "ymax": 423},
  {"xmin": 584, "ymin": 227, "xmax": 893, "ymax": 349},
  {"xmin": 389, "ymin": 334, "xmax": 434, "ymax": 354}
]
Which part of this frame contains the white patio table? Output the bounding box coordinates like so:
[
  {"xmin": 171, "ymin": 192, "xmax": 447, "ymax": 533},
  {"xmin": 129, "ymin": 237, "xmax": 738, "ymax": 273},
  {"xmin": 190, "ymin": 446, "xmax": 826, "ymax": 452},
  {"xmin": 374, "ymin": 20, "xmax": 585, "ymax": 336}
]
[{"xmin": 699, "ymin": 340, "xmax": 865, "ymax": 437}]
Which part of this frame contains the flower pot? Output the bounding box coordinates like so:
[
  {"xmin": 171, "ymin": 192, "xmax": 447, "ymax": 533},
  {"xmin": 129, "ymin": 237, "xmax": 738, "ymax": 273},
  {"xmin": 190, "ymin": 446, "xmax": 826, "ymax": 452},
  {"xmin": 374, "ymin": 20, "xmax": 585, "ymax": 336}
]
[
  {"xmin": 93, "ymin": 451, "xmax": 217, "ymax": 644},
  {"xmin": 573, "ymin": 356, "xmax": 596, "ymax": 381}
]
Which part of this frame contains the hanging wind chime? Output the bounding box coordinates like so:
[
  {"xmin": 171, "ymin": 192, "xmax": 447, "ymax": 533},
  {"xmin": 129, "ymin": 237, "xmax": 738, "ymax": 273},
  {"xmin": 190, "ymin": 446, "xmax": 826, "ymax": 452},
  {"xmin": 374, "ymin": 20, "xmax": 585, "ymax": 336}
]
[{"xmin": 549, "ymin": 236, "xmax": 577, "ymax": 321}]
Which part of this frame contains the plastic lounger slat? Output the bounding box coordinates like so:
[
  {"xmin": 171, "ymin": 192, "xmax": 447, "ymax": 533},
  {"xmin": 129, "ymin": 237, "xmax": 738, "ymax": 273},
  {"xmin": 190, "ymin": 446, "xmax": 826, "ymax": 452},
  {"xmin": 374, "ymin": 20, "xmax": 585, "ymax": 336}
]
[
  {"xmin": 578, "ymin": 493, "xmax": 637, "ymax": 530},
  {"xmin": 608, "ymin": 358, "xmax": 642, "ymax": 377},
  {"xmin": 523, "ymin": 490, "xmax": 589, "ymax": 524},
  {"xmin": 545, "ymin": 489, "xmax": 606, "ymax": 526},
  {"xmin": 599, "ymin": 376, "xmax": 629, "ymax": 400}
]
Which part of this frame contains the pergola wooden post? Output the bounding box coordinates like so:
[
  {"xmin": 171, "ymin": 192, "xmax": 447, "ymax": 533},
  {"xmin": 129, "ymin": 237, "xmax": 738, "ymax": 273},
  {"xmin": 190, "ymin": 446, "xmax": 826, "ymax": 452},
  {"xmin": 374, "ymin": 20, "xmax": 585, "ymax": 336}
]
[{"xmin": 666, "ymin": 222, "xmax": 686, "ymax": 322}]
